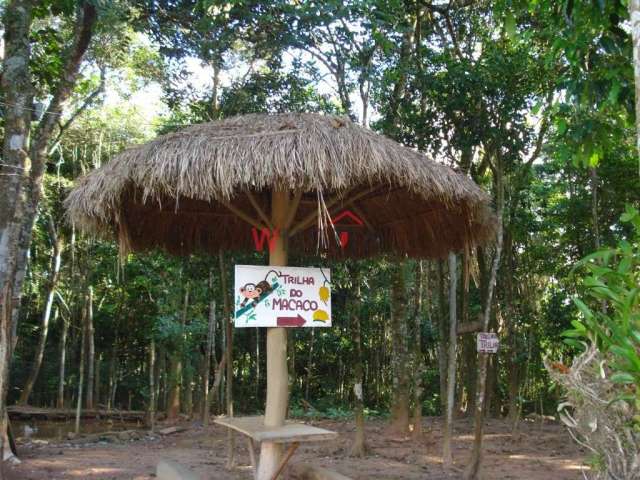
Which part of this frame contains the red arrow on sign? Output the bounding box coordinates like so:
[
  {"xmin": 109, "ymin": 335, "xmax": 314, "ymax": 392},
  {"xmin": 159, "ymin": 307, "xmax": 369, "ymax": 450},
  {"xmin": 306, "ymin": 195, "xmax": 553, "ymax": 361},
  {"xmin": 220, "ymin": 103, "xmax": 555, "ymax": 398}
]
[{"xmin": 277, "ymin": 314, "xmax": 306, "ymax": 327}]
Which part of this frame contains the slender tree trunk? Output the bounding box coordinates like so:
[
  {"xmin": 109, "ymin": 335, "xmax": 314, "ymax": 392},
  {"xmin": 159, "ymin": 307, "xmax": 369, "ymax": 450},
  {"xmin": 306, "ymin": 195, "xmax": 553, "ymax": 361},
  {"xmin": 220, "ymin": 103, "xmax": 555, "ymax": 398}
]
[
  {"xmin": 504, "ymin": 239, "xmax": 520, "ymax": 427},
  {"xmin": 507, "ymin": 358, "xmax": 520, "ymax": 425},
  {"xmin": 208, "ymin": 354, "xmax": 227, "ymax": 414},
  {"xmin": 305, "ymin": 329, "xmax": 315, "ymax": 401},
  {"xmin": 167, "ymin": 287, "xmax": 189, "ymax": 420},
  {"xmin": 459, "ymin": 247, "xmax": 474, "ymax": 414},
  {"xmin": 203, "ymin": 300, "xmax": 215, "ymax": 425},
  {"xmin": 443, "ymin": 253, "xmax": 458, "ymax": 466},
  {"xmin": 85, "ymin": 287, "xmax": 94, "ymax": 409},
  {"xmin": 184, "ymin": 366, "xmax": 193, "ymax": 417},
  {"xmin": 19, "ymin": 220, "xmax": 63, "ymax": 405},
  {"xmin": 590, "ymin": 168, "xmax": 601, "ymax": 249},
  {"xmin": 94, "ymin": 353, "xmax": 101, "ymax": 408},
  {"xmin": 107, "ymin": 343, "xmax": 118, "ymax": 411},
  {"xmin": 384, "ymin": 28, "xmax": 413, "ymax": 138},
  {"xmin": 437, "ymin": 261, "xmax": 448, "ymax": 414},
  {"xmin": 464, "ymin": 163, "xmax": 504, "ymax": 480},
  {"xmin": 389, "ymin": 263, "xmax": 410, "ymax": 435},
  {"xmin": 219, "ymin": 250, "xmax": 236, "ymax": 469},
  {"xmin": 166, "ymin": 351, "xmax": 182, "ymax": 419},
  {"xmin": 157, "ymin": 347, "xmax": 165, "ymax": 412},
  {"xmin": 350, "ymin": 268, "xmax": 368, "ymax": 457},
  {"xmin": 256, "ymin": 328, "xmax": 261, "ymax": 401},
  {"xmin": 484, "ymin": 344, "xmax": 498, "ymax": 417},
  {"xmin": 287, "ymin": 329, "xmax": 295, "ymax": 409},
  {"xmin": 631, "ymin": 0, "xmax": 640, "ymax": 156},
  {"xmin": 75, "ymin": 302, "xmax": 87, "ymax": 435},
  {"xmin": 110, "ymin": 371, "xmax": 118, "ymax": 409},
  {"xmin": 148, "ymin": 340, "xmax": 156, "ymax": 430},
  {"xmin": 411, "ymin": 261, "xmax": 425, "ymax": 439},
  {"xmin": 212, "ymin": 63, "xmax": 221, "ymax": 114},
  {"xmin": 57, "ymin": 315, "xmax": 69, "ymax": 409}
]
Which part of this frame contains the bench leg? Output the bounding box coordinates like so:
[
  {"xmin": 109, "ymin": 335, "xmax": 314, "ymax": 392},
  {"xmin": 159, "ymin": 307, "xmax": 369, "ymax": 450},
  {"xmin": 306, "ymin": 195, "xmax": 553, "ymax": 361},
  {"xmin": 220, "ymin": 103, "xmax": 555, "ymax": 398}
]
[
  {"xmin": 247, "ymin": 437, "xmax": 258, "ymax": 471},
  {"xmin": 269, "ymin": 442, "xmax": 299, "ymax": 480}
]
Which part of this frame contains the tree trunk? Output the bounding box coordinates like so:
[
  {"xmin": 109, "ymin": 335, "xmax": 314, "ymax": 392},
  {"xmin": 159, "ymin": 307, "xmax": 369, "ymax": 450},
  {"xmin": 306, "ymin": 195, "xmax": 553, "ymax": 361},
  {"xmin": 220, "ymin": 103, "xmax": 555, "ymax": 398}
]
[
  {"xmin": 184, "ymin": 366, "xmax": 193, "ymax": 417},
  {"xmin": 507, "ymin": 356, "xmax": 520, "ymax": 426},
  {"xmin": 85, "ymin": 287, "xmax": 95, "ymax": 409},
  {"xmin": 389, "ymin": 263, "xmax": 410, "ymax": 435},
  {"xmin": 412, "ymin": 261, "xmax": 425, "ymax": 439},
  {"xmin": 57, "ymin": 315, "xmax": 69, "ymax": 409},
  {"xmin": 0, "ymin": 2, "xmax": 35, "ymax": 468},
  {"xmin": 75, "ymin": 302, "xmax": 87, "ymax": 435},
  {"xmin": 631, "ymin": 0, "xmax": 640, "ymax": 156},
  {"xmin": 18, "ymin": 219, "xmax": 63, "ymax": 405},
  {"xmin": 464, "ymin": 163, "xmax": 504, "ymax": 480},
  {"xmin": 443, "ymin": 253, "xmax": 458, "ymax": 466},
  {"xmin": 212, "ymin": 63, "xmax": 221, "ymax": 114},
  {"xmin": 589, "ymin": 168, "xmax": 601, "ymax": 250},
  {"xmin": 437, "ymin": 261, "xmax": 448, "ymax": 414},
  {"xmin": 1, "ymin": 3, "xmax": 96, "ymax": 463},
  {"xmin": 107, "ymin": 343, "xmax": 118, "ymax": 411},
  {"xmin": 288, "ymin": 329, "xmax": 295, "ymax": 409},
  {"xmin": 459, "ymin": 247, "xmax": 475, "ymax": 414},
  {"xmin": 94, "ymin": 353, "xmax": 101, "ymax": 408},
  {"xmin": 166, "ymin": 355, "xmax": 181, "ymax": 419},
  {"xmin": 203, "ymin": 300, "xmax": 215, "ymax": 425},
  {"xmin": 147, "ymin": 340, "xmax": 155, "ymax": 431},
  {"xmin": 349, "ymin": 269, "xmax": 368, "ymax": 457},
  {"xmin": 257, "ymin": 190, "xmax": 291, "ymax": 480},
  {"xmin": 168, "ymin": 285, "xmax": 189, "ymax": 419},
  {"xmin": 157, "ymin": 347, "xmax": 165, "ymax": 412},
  {"xmin": 256, "ymin": 328, "xmax": 261, "ymax": 402},
  {"xmin": 384, "ymin": 28, "xmax": 413, "ymax": 138},
  {"xmin": 305, "ymin": 329, "xmax": 315, "ymax": 401},
  {"xmin": 219, "ymin": 250, "xmax": 236, "ymax": 469}
]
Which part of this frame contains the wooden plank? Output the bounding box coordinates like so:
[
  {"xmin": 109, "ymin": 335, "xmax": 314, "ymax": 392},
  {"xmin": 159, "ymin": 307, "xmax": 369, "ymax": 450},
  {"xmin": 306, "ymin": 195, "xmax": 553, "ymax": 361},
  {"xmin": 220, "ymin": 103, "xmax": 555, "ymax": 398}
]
[
  {"xmin": 7, "ymin": 405, "xmax": 145, "ymax": 421},
  {"xmin": 214, "ymin": 416, "xmax": 338, "ymax": 444}
]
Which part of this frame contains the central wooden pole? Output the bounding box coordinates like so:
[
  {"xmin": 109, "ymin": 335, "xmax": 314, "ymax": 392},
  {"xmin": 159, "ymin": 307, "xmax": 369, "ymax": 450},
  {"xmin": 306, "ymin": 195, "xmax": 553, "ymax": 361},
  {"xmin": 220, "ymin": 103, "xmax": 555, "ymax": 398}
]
[{"xmin": 256, "ymin": 190, "xmax": 289, "ymax": 479}]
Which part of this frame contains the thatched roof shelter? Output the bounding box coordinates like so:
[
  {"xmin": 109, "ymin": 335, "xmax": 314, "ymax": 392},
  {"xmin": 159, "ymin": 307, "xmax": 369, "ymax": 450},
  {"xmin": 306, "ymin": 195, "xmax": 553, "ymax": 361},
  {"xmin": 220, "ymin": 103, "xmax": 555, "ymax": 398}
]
[
  {"xmin": 66, "ymin": 112, "xmax": 497, "ymax": 479},
  {"xmin": 66, "ymin": 112, "xmax": 495, "ymax": 258}
]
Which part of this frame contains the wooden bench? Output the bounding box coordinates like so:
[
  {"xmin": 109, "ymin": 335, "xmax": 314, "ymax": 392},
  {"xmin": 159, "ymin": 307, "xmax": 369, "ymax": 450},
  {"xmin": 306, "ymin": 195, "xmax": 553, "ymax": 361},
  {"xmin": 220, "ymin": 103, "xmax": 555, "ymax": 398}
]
[{"xmin": 214, "ymin": 416, "xmax": 338, "ymax": 480}]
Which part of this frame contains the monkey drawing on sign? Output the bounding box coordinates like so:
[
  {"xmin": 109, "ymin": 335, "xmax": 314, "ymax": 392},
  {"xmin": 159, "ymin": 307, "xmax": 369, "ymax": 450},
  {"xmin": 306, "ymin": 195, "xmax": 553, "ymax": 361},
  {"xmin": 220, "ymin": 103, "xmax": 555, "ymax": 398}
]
[{"xmin": 238, "ymin": 270, "xmax": 279, "ymax": 309}]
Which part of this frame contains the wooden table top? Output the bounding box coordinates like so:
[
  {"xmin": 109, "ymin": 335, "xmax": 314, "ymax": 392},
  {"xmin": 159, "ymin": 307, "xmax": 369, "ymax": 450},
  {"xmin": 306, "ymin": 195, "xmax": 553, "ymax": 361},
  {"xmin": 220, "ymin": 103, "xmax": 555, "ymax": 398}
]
[{"xmin": 214, "ymin": 416, "xmax": 338, "ymax": 443}]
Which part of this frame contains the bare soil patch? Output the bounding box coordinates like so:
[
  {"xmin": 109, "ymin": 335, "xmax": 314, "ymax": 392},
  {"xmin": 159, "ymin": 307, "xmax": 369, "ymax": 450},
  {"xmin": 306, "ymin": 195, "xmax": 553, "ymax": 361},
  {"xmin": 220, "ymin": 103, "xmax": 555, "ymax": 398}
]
[{"xmin": 6, "ymin": 416, "xmax": 587, "ymax": 479}]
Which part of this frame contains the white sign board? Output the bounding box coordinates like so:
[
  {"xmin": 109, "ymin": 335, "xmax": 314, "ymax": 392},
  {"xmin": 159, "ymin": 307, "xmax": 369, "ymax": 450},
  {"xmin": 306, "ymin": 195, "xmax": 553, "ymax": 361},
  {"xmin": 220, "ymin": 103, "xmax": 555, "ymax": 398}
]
[
  {"xmin": 234, "ymin": 265, "xmax": 331, "ymax": 328},
  {"xmin": 477, "ymin": 332, "xmax": 499, "ymax": 353}
]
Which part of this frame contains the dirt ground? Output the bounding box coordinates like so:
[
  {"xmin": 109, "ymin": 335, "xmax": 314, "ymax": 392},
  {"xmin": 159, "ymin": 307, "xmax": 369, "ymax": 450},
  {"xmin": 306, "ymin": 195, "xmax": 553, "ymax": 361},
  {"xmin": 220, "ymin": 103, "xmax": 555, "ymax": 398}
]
[{"xmin": 6, "ymin": 416, "xmax": 587, "ymax": 480}]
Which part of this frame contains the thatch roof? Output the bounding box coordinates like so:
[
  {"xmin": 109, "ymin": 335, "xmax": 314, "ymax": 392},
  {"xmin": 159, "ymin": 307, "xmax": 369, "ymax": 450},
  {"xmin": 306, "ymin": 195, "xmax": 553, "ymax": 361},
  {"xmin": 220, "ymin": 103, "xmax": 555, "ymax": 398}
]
[{"xmin": 65, "ymin": 112, "xmax": 496, "ymax": 258}]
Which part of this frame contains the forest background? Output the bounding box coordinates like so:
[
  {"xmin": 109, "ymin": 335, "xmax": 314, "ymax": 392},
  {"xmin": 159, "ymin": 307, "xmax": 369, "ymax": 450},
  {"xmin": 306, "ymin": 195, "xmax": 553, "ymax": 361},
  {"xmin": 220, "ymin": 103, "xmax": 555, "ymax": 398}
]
[{"xmin": 0, "ymin": 0, "xmax": 637, "ymax": 459}]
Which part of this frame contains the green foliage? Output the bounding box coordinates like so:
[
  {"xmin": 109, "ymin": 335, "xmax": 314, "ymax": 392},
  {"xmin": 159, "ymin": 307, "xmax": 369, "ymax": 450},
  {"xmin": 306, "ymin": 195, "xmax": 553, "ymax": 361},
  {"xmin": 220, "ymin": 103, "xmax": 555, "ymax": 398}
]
[
  {"xmin": 564, "ymin": 206, "xmax": 640, "ymax": 403},
  {"xmin": 9, "ymin": 0, "xmax": 640, "ymax": 422}
]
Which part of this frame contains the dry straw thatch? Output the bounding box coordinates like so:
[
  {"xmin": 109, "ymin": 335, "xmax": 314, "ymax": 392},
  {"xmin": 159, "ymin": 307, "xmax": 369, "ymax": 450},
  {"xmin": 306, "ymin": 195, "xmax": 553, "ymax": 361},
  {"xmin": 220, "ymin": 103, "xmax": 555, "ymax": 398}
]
[{"xmin": 65, "ymin": 112, "xmax": 496, "ymax": 258}]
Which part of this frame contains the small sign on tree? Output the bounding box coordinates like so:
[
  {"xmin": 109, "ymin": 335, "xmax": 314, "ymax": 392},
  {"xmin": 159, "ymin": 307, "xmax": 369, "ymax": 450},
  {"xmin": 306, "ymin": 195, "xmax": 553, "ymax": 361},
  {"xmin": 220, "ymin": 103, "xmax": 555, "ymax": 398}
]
[
  {"xmin": 234, "ymin": 265, "xmax": 331, "ymax": 327},
  {"xmin": 477, "ymin": 332, "xmax": 499, "ymax": 353}
]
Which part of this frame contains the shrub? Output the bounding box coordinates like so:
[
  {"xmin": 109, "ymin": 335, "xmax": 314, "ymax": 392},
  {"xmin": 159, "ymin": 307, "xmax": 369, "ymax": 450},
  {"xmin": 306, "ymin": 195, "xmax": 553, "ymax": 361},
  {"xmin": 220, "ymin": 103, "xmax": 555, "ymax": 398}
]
[{"xmin": 548, "ymin": 205, "xmax": 640, "ymax": 479}]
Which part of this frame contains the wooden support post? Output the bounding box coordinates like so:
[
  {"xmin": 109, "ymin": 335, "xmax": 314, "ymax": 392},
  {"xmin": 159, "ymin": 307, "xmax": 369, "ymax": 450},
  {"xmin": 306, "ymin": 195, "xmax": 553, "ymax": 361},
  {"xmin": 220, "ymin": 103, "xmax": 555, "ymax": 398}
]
[
  {"xmin": 257, "ymin": 190, "xmax": 291, "ymax": 480},
  {"xmin": 443, "ymin": 252, "xmax": 457, "ymax": 466},
  {"xmin": 270, "ymin": 442, "xmax": 299, "ymax": 480},
  {"xmin": 247, "ymin": 437, "xmax": 258, "ymax": 470}
]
